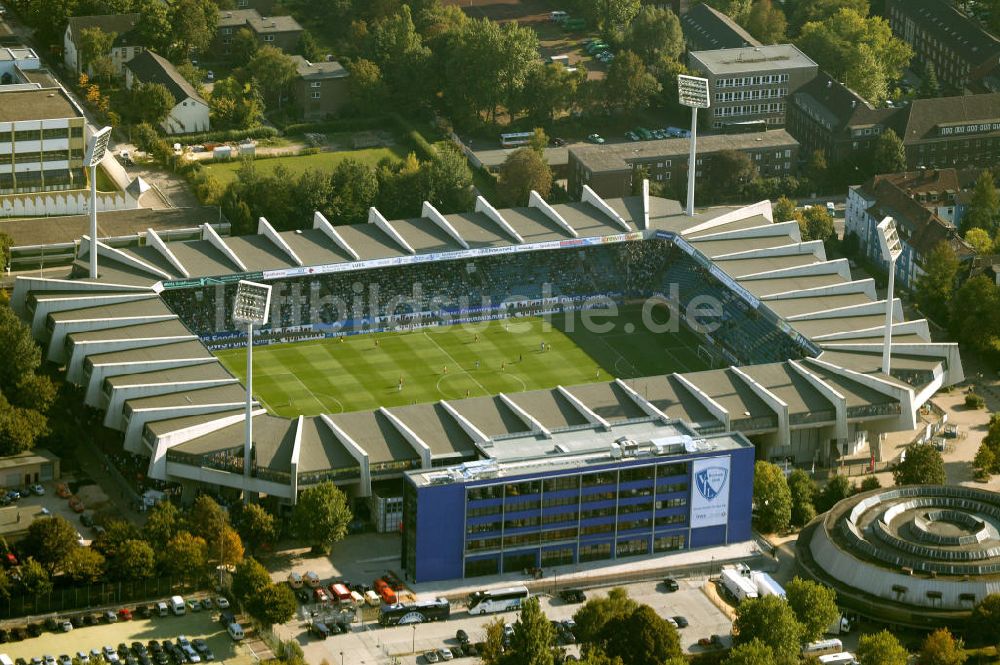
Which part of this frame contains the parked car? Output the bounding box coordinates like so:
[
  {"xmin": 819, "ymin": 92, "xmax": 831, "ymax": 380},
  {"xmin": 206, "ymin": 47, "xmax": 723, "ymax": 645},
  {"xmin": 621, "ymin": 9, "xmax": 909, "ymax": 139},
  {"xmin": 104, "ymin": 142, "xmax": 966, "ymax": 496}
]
[
  {"xmin": 191, "ymin": 639, "xmax": 214, "ymax": 661},
  {"xmin": 586, "ymin": 133, "xmax": 605, "ymax": 144},
  {"xmin": 551, "ymin": 137, "xmax": 567, "ymax": 147},
  {"xmin": 215, "ymin": 597, "xmax": 230, "ymax": 609},
  {"xmin": 60, "ymin": 619, "xmax": 72, "ymax": 632},
  {"xmin": 104, "ymin": 610, "xmax": 118, "ymax": 623},
  {"xmin": 201, "ymin": 598, "xmax": 213, "ymax": 610},
  {"xmin": 437, "ymin": 648, "xmax": 454, "ymax": 661},
  {"xmin": 186, "ymin": 600, "xmax": 201, "ymax": 613},
  {"xmin": 75, "ymin": 653, "xmax": 89, "ymax": 664},
  {"xmin": 662, "ymin": 577, "xmax": 679, "ymax": 592},
  {"xmin": 424, "ymin": 652, "xmax": 439, "ymax": 664},
  {"xmin": 80, "ymin": 513, "xmax": 94, "ymax": 527},
  {"xmin": 56, "ymin": 483, "xmax": 71, "ymax": 498},
  {"xmin": 559, "ymin": 589, "xmax": 586, "ymax": 603},
  {"xmin": 456, "ymin": 629, "xmax": 469, "ymax": 645},
  {"xmin": 118, "ymin": 608, "xmax": 132, "ymax": 621},
  {"xmin": 673, "ymin": 616, "xmax": 688, "ymax": 628}
]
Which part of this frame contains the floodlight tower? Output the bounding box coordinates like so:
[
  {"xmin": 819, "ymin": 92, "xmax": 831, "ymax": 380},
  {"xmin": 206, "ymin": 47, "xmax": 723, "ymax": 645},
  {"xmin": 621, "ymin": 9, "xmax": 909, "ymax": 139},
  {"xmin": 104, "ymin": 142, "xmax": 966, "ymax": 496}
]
[
  {"xmin": 232, "ymin": 280, "xmax": 272, "ymax": 493},
  {"xmin": 677, "ymin": 75, "xmax": 711, "ymax": 217},
  {"xmin": 876, "ymin": 217, "xmax": 902, "ymax": 376},
  {"xmin": 85, "ymin": 126, "xmax": 113, "ymax": 279}
]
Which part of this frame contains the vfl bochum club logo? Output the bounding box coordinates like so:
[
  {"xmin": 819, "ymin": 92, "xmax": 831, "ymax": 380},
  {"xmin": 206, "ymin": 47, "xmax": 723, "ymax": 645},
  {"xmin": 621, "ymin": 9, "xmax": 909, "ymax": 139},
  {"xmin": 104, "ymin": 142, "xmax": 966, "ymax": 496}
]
[{"xmin": 696, "ymin": 466, "xmax": 729, "ymax": 501}]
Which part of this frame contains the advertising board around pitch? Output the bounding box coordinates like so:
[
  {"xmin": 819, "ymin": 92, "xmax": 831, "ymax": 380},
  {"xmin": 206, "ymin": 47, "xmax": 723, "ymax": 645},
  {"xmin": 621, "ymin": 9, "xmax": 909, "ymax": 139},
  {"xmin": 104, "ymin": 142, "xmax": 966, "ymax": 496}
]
[{"xmin": 690, "ymin": 456, "xmax": 731, "ymax": 528}]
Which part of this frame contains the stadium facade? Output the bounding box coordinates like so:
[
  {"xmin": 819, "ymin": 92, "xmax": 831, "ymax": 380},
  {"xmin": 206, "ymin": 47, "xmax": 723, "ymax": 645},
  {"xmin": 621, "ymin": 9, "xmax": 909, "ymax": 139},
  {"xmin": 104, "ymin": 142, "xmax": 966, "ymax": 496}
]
[{"xmin": 10, "ymin": 185, "xmax": 964, "ymax": 580}]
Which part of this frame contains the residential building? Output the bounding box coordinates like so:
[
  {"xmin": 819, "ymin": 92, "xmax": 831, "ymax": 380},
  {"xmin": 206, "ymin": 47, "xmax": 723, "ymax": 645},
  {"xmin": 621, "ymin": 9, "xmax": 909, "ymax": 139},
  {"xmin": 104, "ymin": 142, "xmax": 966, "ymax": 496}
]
[
  {"xmin": 689, "ymin": 44, "xmax": 818, "ymax": 129},
  {"xmin": 567, "ymin": 130, "xmax": 799, "ymax": 198},
  {"xmin": 846, "ymin": 171, "xmax": 975, "ymax": 291},
  {"xmin": 0, "ymin": 449, "xmax": 60, "ymax": 487},
  {"xmin": 63, "ymin": 13, "xmax": 142, "ymax": 77},
  {"xmin": 402, "ymin": 422, "xmax": 755, "ymax": 582},
  {"xmin": 233, "ymin": 0, "xmax": 274, "ymax": 13},
  {"xmin": 290, "ymin": 55, "xmax": 350, "ymax": 120},
  {"xmin": 786, "ymin": 71, "xmax": 898, "ymax": 166},
  {"xmin": 899, "ymin": 93, "xmax": 1000, "ymax": 170},
  {"xmin": 681, "ymin": 3, "xmax": 761, "ymax": 51},
  {"xmin": 213, "ymin": 9, "xmax": 303, "ymax": 56},
  {"xmin": 886, "ymin": 0, "xmax": 1000, "ymax": 93},
  {"xmin": 0, "ymin": 87, "xmax": 87, "ymax": 194},
  {"xmin": 125, "ymin": 51, "xmax": 209, "ymax": 135}
]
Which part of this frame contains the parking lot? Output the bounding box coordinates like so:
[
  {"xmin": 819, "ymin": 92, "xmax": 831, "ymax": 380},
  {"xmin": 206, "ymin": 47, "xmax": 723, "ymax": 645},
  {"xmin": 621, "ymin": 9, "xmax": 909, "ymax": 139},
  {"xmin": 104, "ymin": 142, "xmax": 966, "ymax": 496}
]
[
  {"xmin": 0, "ymin": 612, "xmax": 253, "ymax": 665},
  {"xmin": 282, "ymin": 576, "xmax": 732, "ymax": 665}
]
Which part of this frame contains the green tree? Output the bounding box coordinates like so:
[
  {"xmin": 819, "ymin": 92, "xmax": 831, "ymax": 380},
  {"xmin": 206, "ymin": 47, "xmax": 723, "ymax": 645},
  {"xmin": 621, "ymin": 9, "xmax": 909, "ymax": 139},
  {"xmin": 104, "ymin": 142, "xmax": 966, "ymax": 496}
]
[
  {"xmin": 110, "ymin": 539, "xmax": 156, "ymax": 581},
  {"xmin": 787, "ymin": 468, "xmax": 816, "ymax": 528},
  {"xmin": 248, "ymin": 583, "xmax": 298, "ymax": 626},
  {"xmin": 422, "ymin": 143, "xmax": 474, "ymax": 213},
  {"xmin": 326, "ymin": 158, "xmax": 379, "ymax": 225},
  {"xmin": 502, "ymin": 596, "xmax": 558, "ymax": 665},
  {"xmin": 733, "ymin": 595, "xmax": 804, "ymax": 665},
  {"xmin": 815, "ymin": 474, "xmax": 853, "ymax": 513},
  {"xmin": 347, "ymin": 58, "xmax": 388, "ymax": 114},
  {"xmin": 23, "ymin": 515, "xmax": 79, "ymax": 573},
  {"xmin": 233, "ymin": 503, "xmax": 277, "ymax": 554},
  {"xmin": 133, "ymin": 0, "xmax": 173, "ymax": 52},
  {"xmin": 291, "ymin": 481, "xmax": 352, "ymax": 554},
  {"xmin": 601, "ymin": 604, "xmax": 682, "ymax": 665},
  {"xmin": 63, "ymin": 546, "xmax": 105, "ymax": 583},
  {"xmin": 143, "ymin": 500, "xmax": 180, "ymax": 545},
  {"xmin": 857, "ymin": 475, "xmax": 881, "ymax": 492},
  {"xmin": 297, "ymin": 30, "xmax": 322, "ymax": 62},
  {"xmin": 965, "ymin": 227, "xmax": 993, "ymax": 255},
  {"xmin": 92, "ymin": 519, "xmax": 141, "ymax": 559},
  {"xmin": 753, "ymin": 461, "xmax": 792, "ymax": 533},
  {"xmin": 480, "ymin": 617, "xmax": 508, "ymax": 665},
  {"xmin": 785, "ymin": 577, "xmax": 839, "ymax": 641},
  {"xmin": 498, "ymin": 148, "xmax": 552, "ymax": 207},
  {"xmin": 894, "ymin": 443, "xmax": 946, "ymax": 485},
  {"xmin": 971, "ymin": 594, "xmax": 1000, "ymax": 644},
  {"xmin": 915, "ymin": 241, "xmax": 959, "ymax": 324},
  {"xmin": 77, "ymin": 27, "xmax": 116, "ymax": 82},
  {"xmin": 857, "ymin": 630, "xmax": 908, "ymax": 665},
  {"xmin": 129, "ymin": 82, "xmax": 176, "ymax": 126},
  {"xmin": 0, "ymin": 232, "xmax": 12, "ymax": 273},
  {"xmin": 624, "ymin": 6, "xmax": 684, "ymax": 65},
  {"xmin": 517, "ymin": 63, "xmax": 584, "ymax": 126},
  {"xmin": 788, "ymin": 0, "xmax": 870, "ymax": 31},
  {"xmin": 796, "ymin": 10, "xmax": 912, "ymax": 106},
  {"xmin": 746, "ymin": 0, "xmax": 787, "ymax": 44},
  {"xmin": 799, "ymin": 206, "xmax": 835, "ymax": 243},
  {"xmin": 918, "ymin": 61, "xmax": 941, "ymax": 99},
  {"xmin": 950, "ymin": 275, "xmax": 1000, "ymax": 355},
  {"xmin": 588, "ymin": 0, "xmax": 642, "ymax": 40},
  {"xmin": 919, "ymin": 628, "xmax": 966, "ymax": 665},
  {"xmin": 961, "ymin": 170, "xmax": 1000, "ymax": 236},
  {"xmin": 726, "ymin": 639, "xmax": 777, "ymax": 665},
  {"xmin": 19, "ymin": 557, "xmax": 52, "ymax": 596},
  {"xmin": 229, "ymin": 27, "xmax": 259, "ymax": 65},
  {"xmin": 247, "ymin": 46, "xmax": 299, "ymax": 110},
  {"xmin": 232, "ymin": 556, "xmax": 272, "ymax": 604},
  {"xmin": 367, "ymin": 6, "xmax": 432, "ymax": 108},
  {"xmin": 708, "ymin": 150, "xmax": 757, "ymax": 202},
  {"xmin": 872, "ymin": 129, "xmax": 906, "ymax": 175},
  {"xmin": 188, "ymin": 495, "xmax": 229, "ymax": 544},
  {"xmin": 601, "ymin": 51, "xmax": 660, "ymax": 115},
  {"xmin": 171, "ymin": 0, "xmax": 219, "ymax": 56},
  {"xmin": 0, "ymin": 304, "xmax": 55, "ymax": 455},
  {"xmin": 573, "ymin": 587, "xmax": 638, "ymax": 645},
  {"xmin": 774, "ymin": 196, "xmax": 798, "ymax": 224},
  {"xmin": 163, "ymin": 531, "xmax": 207, "ymax": 580},
  {"xmin": 209, "ymin": 77, "xmax": 264, "ymax": 130}
]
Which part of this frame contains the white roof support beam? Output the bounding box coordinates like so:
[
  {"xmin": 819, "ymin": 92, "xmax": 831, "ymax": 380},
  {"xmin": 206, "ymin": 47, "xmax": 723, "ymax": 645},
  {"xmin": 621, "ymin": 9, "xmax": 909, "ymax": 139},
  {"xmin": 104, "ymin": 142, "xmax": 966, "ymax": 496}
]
[
  {"xmin": 759, "ymin": 278, "xmax": 877, "ymax": 302},
  {"xmin": 641, "ymin": 179, "xmax": 650, "ymax": 230},
  {"xmin": 201, "ymin": 224, "xmax": 247, "ymax": 272},
  {"xmin": 146, "ymin": 228, "xmax": 190, "ymax": 278},
  {"xmin": 80, "ymin": 235, "xmax": 173, "ymax": 280},
  {"xmin": 672, "ymin": 373, "xmax": 730, "ymax": 430},
  {"xmin": 788, "ymin": 360, "xmax": 847, "ymax": 442},
  {"xmin": 422, "ymin": 201, "xmax": 469, "ymax": 249},
  {"xmin": 805, "ymin": 357, "xmax": 917, "ymax": 430},
  {"xmin": 379, "ymin": 407, "xmax": 432, "ymax": 468},
  {"xmin": 709, "ymin": 240, "xmax": 825, "ymax": 262},
  {"xmin": 819, "ymin": 342, "xmax": 964, "ymax": 386},
  {"xmin": 289, "ymin": 416, "xmax": 304, "ymax": 500},
  {"xmin": 734, "ymin": 258, "xmax": 852, "ymax": 282},
  {"xmin": 475, "ymin": 196, "xmax": 524, "ymax": 243},
  {"xmin": 499, "ymin": 393, "xmax": 551, "ymax": 438},
  {"xmin": 681, "ymin": 200, "xmax": 773, "ymax": 235},
  {"xmin": 313, "ymin": 212, "xmax": 360, "ymax": 260},
  {"xmin": 615, "ymin": 378, "xmax": 669, "ymax": 422},
  {"xmin": 731, "ymin": 366, "xmax": 789, "ymax": 445},
  {"xmin": 688, "ymin": 220, "xmax": 801, "ymax": 242},
  {"xmin": 786, "ymin": 298, "xmax": 903, "ymax": 322},
  {"xmin": 439, "ymin": 400, "xmax": 491, "ymax": 445},
  {"xmin": 529, "ymin": 190, "xmax": 578, "ymax": 238},
  {"xmin": 557, "ymin": 385, "xmax": 611, "ymax": 430},
  {"xmin": 11, "ymin": 277, "xmax": 151, "ymax": 316},
  {"xmin": 368, "ymin": 207, "xmax": 415, "ymax": 254},
  {"xmin": 321, "ymin": 414, "xmax": 371, "ymax": 497},
  {"xmin": 581, "ymin": 184, "xmax": 630, "ymax": 231},
  {"xmin": 257, "ymin": 217, "xmax": 303, "ymax": 266},
  {"xmin": 812, "ymin": 319, "xmax": 930, "ymax": 342}
]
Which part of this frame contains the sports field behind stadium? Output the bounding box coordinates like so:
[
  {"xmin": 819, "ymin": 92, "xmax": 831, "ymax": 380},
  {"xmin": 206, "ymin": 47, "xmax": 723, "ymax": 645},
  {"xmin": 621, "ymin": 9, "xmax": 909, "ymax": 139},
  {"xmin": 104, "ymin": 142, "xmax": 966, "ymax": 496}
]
[{"xmin": 215, "ymin": 306, "xmax": 709, "ymax": 417}]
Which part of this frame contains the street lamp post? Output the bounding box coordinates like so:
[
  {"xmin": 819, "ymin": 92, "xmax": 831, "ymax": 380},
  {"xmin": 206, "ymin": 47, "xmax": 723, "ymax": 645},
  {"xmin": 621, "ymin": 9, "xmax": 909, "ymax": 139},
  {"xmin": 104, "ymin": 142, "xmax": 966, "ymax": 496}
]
[
  {"xmin": 412, "ymin": 624, "xmax": 417, "ymax": 654},
  {"xmin": 876, "ymin": 217, "xmax": 902, "ymax": 376},
  {"xmin": 84, "ymin": 126, "xmax": 113, "ymax": 279},
  {"xmin": 232, "ymin": 280, "xmax": 272, "ymax": 501},
  {"xmin": 677, "ymin": 75, "xmax": 711, "ymax": 217}
]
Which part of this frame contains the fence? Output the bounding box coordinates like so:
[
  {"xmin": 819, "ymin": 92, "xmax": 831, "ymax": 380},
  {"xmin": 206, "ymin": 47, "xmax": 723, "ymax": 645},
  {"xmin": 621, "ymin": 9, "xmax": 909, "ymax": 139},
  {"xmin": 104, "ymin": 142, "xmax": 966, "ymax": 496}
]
[{"xmin": 0, "ymin": 576, "xmax": 184, "ymax": 620}]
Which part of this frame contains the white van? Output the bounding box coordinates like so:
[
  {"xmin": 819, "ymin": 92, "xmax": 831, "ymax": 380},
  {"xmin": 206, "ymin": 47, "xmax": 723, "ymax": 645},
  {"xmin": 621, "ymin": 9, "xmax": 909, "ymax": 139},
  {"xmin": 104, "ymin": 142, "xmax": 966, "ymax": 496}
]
[
  {"xmin": 349, "ymin": 590, "xmax": 364, "ymax": 606},
  {"xmin": 287, "ymin": 572, "xmax": 303, "ymax": 589},
  {"xmin": 304, "ymin": 571, "xmax": 321, "ymax": 588},
  {"xmin": 156, "ymin": 601, "xmax": 169, "ymax": 616},
  {"xmin": 550, "ymin": 10, "xmax": 568, "ymax": 21},
  {"xmin": 227, "ymin": 623, "xmax": 245, "ymax": 641},
  {"xmin": 1, "ymin": 653, "xmax": 15, "ymax": 665},
  {"xmin": 170, "ymin": 595, "xmax": 186, "ymax": 616},
  {"xmin": 364, "ymin": 590, "xmax": 380, "ymax": 607}
]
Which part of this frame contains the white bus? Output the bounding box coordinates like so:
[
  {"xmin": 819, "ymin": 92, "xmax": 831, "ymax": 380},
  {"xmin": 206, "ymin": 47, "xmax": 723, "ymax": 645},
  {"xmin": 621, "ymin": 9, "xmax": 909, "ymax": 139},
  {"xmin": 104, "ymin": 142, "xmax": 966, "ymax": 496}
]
[
  {"xmin": 803, "ymin": 639, "xmax": 844, "ymax": 657},
  {"xmin": 819, "ymin": 652, "xmax": 857, "ymax": 665},
  {"xmin": 467, "ymin": 585, "xmax": 530, "ymax": 615},
  {"xmin": 500, "ymin": 132, "xmax": 534, "ymax": 148}
]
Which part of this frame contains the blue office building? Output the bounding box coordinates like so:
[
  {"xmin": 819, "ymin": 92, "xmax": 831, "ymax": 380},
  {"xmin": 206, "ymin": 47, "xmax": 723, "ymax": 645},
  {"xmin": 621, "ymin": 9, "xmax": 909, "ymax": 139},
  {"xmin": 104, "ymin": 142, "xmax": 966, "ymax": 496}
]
[{"xmin": 402, "ymin": 420, "xmax": 754, "ymax": 583}]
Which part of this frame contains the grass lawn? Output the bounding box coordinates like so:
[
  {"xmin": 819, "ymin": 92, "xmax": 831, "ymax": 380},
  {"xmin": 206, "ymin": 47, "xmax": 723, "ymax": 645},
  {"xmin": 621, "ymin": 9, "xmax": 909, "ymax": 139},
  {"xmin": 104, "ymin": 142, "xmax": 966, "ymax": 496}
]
[
  {"xmin": 202, "ymin": 146, "xmax": 405, "ymax": 186},
  {"xmin": 215, "ymin": 307, "xmax": 708, "ymax": 417}
]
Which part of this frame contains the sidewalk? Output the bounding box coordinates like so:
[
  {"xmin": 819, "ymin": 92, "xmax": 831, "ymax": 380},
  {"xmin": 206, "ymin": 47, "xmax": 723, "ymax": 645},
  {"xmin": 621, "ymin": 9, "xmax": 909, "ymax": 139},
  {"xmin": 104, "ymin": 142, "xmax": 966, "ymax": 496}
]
[{"xmin": 74, "ymin": 446, "xmax": 145, "ymax": 527}]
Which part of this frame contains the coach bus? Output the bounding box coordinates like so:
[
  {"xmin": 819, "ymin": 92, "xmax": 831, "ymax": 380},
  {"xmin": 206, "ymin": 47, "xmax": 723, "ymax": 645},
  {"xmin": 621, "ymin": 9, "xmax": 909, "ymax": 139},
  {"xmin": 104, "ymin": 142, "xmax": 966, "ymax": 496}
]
[
  {"xmin": 802, "ymin": 639, "xmax": 844, "ymax": 657},
  {"xmin": 467, "ymin": 585, "xmax": 530, "ymax": 615},
  {"xmin": 500, "ymin": 132, "xmax": 534, "ymax": 148},
  {"xmin": 378, "ymin": 598, "xmax": 451, "ymax": 626}
]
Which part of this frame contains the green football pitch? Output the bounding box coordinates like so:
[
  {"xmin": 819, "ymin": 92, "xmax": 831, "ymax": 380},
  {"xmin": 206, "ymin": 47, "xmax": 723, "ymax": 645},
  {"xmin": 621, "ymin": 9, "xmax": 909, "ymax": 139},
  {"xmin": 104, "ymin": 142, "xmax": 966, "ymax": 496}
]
[{"xmin": 215, "ymin": 306, "xmax": 709, "ymax": 417}]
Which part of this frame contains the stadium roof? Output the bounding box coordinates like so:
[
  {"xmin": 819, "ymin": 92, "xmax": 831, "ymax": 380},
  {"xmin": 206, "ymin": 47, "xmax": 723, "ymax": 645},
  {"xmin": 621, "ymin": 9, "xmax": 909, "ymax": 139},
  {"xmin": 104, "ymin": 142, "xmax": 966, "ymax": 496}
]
[{"xmin": 11, "ymin": 193, "xmax": 963, "ymax": 499}]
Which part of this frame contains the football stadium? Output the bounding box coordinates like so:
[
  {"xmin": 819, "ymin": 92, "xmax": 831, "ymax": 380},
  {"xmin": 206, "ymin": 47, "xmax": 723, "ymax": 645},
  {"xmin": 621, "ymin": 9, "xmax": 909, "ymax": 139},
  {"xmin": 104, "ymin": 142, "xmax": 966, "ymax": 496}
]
[{"xmin": 12, "ymin": 186, "xmax": 963, "ymax": 581}]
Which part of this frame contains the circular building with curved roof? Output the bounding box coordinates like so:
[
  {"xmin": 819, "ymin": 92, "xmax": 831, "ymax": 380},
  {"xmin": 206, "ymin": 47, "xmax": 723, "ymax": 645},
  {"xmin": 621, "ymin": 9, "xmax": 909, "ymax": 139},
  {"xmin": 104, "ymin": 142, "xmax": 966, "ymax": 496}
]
[{"xmin": 797, "ymin": 485, "xmax": 1000, "ymax": 628}]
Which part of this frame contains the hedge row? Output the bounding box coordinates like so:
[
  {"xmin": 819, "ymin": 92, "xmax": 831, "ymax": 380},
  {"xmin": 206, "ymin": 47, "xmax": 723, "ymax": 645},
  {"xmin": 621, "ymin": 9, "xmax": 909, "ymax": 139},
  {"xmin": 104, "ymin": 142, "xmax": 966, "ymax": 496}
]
[
  {"xmin": 388, "ymin": 112, "xmax": 438, "ymax": 162},
  {"xmin": 283, "ymin": 115, "xmax": 388, "ymax": 136},
  {"xmin": 170, "ymin": 126, "xmax": 279, "ymax": 144}
]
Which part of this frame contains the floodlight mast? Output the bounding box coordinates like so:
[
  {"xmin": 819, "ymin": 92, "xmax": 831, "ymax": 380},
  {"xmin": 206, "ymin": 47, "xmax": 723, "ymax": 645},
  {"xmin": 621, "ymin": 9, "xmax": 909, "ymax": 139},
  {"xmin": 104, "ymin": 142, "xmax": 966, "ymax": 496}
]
[
  {"xmin": 677, "ymin": 75, "xmax": 710, "ymax": 217},
  {"xmin": 85, "ymin": 126, "xmax": 113, "ymax": 279},
  {"xmin": 876, "ymin": 217, "xmax": 903, "ymax": 376},
  {"xmin": 232, "ymin": 280, "xmax": 272, "ymax": 499}
]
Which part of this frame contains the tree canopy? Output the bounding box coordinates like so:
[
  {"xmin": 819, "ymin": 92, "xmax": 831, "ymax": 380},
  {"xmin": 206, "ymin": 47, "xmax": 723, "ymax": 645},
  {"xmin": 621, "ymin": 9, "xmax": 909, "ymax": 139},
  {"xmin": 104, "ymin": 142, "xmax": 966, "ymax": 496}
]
[
  {"xmin": 498, "ymin": 148, "xmax": 552, "ymax": 207},
  {"xmin": 857, "ymin": 630, "xmax": 908, "ymax": 665},
  {"xmin": 785, "ymin": 577, "xmax": 839, "ymax": 641},
  {"xmin": 733, "ymin": 595, "xmax": 804, "ymax": 665},
  {"xmin": 753, "ymin": 461, "xmax": 792, "ymax": 533},
  {"xmin": 893, "ymin": 443, "xmax": 946, "ymax": 486},
  {"xmin": 919, "ymin": 628, "xmax": 966, "ymax": 665},
  {"xmin": 291, "ymin": 481, "xmax": 352, "ymax": 553},
  {"xmin": 915, "ymin": 241, "xmax": 959, "ymax": 324},
  {"xmin": 961, "ymin": 170, "xmax": 1000, "ymax": 236}
]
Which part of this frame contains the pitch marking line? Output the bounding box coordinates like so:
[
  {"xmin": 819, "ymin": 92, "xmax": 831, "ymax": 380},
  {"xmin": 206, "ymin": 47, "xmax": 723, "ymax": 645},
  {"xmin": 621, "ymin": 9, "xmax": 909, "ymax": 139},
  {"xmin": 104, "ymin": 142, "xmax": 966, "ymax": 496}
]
[
  {"xmin": 590, "ymin": 332, "xmax": 641, "ymax": 378},
  {"xmin": 422, "ymin": 331, "xmax": 491, "ymax": 397}
]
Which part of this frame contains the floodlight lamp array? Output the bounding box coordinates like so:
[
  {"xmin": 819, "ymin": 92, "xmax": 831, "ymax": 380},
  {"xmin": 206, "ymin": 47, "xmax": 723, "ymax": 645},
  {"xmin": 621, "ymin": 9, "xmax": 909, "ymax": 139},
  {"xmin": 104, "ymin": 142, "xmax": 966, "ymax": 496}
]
[{"xmin": 232, "ymin": 280, "xmax": 272, "ymax": 325}]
